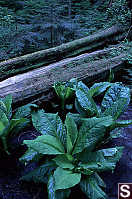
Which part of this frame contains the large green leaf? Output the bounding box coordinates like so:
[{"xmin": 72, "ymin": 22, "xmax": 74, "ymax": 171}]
[
  {"xmin": 0, "ymin": 95, "xmax": 33, "ymax": 154},
  {"xmin": 0, "ymin": 110, "xmax": 10, "ymax": 154},
  {"xmin": 79, "ymin": 147, "xmax": 123, "ymax": 162},
  {"xmin": 2, "ymin": 94, "xmax": 12, "ymax": 119},
  {"xmin": 77, "ymin": 81, "xmax": 90, "ymax": 93},
  {"xmin": 9, "ymin": 118, "xmax": 28, "ymax": 134},
  {"xmin": 13, "ymin": 107, "xmax": 38, "ymax": 134},
  {"xmin": 75, "ymin": 99, "xmax": 88, "ymax": 116},
  {"xmin": 88, "ymin": 86, "xmax": 103, "ymax": 97},
  {"xmin": 13, "ymin": 103, "xmax": 38, "ymax": 119},
  {"xmin": 54, "ymin": 167, "xmax": 81, "ymax": 190},
  {"xmin": 110, "ymin": 128, "xmax": 123, "ymax": 139},
  {"xmin": 0, "ymin": 109, "xmax": 9, "ymax": 127},
  {"xmin": 0, "ymin": 127, "xmax": 10, "ymax": 154},
  {"xmin": 31, "ymin": 109, "xmax": 45, "ymax": 133},
  {"xmin": 108, "ymin": 120, "xmax": 132, "ymax": 137},
  {"xmin": 101, "ymin": 147, "xmax": 123, "ymax": 162},
  {"xmin": 32, "ymin": 110, "xmax": 66, "ymax": 147},
  {"xmin": 75, "ymin": 167, "xmax": 94, "ymax": 176},
  {"xmin": 10, "ymin": 119, "xmax": 30, "ymax": 136},
  {"xmin": 0, "ymin": 121, "xmax": 5, "ymax": 133},
  {"xmin": 48, "ymin": 174, "xmax": 71, "ymax": 199},
  {"xmin": 78, "ymin": 147, "xmax": 123, "ymax": 172},
  {"xmin": 0, "ymin": 97, "xmax": 29, "ymax": 154},
  {"xmin": 76, "ymin": 88, "xmax": 98, "ymax": 117},
  {"xmin": 75, "ymin": 81, "xmax": 98, "ymax": 117},
  {"xmin": 94, "ymin": 172, "xmax": 106, "ymax": 188},
  {"xmin": 21, "ymin": 161, "xmax": 55, "ymax": 184},
  {"xmin": 114, "ymin": 120, "xmax": 132, "ymax": 128},
  {"xmin": 48, "ymin": 174, "xmax": 56, "ymax": 199},
  {"xmin": 19, "ymin": 148, "xmax": 42, "ymax": 164},
  {"xmin": 11, "ymin": 104, "xmax": 37, "ymax": 135},
  {"xmin": 66, "ymin": 133, "xmax": 73, "ymax": 155},
  {"xmin": 101, "ymin": 83, "xmax": 130, "ymax": 119},
  {"xmin": 53, "ymin": 155, "xmax": 74, "ymax": 170},
  {"xmin": 0, "ymin": 117, "xmax": 27, "ymax": 154},
  {"xmin": 90, "ymin": 82, "xmax": 111, "ymax": 97},
  {"xmin": 2, "ymin": 94, "xmax": 12, "ymax": 113},
  {"xmin": 23, "ymin": 135, "xmax": 65, "ymax": 155},
  {"xmin": 65, "ymin": 114, "xmax": 78, "ymax": 154},
  {"xmin": 101, "ymin": 98, "xmax": 128, "ymax": 120},
  {"xmin": 80, "ymin": 174, "xmax": 107, "ymax": 199},
  {"xmin": 67, "ymin": 113, "xmax": 82, "ymax": 128},
  {"xmin": 0, "ymin": 100, "xmax": 7, "ymax": 115},
  {"xmin": 73, "ymin": 116, "xmax": 113, "ymax": 154},
  {"xmin": 78, "ymin": 161, "xmax": 115, "ymax": 173},
  {"xmin": 69, "ymin": 78, "xmax": 78, "ymax": 90}
]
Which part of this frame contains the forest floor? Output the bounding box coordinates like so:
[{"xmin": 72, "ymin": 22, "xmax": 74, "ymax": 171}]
[
  {"xmin": 0, "ymin": 66, "xmax": 132, "ymax": 199},
  {"xmin": 0, "ymin": 104, "xmax": 132, "ymax": 199}
]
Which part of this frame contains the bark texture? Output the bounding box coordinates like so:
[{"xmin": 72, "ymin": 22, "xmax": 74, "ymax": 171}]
[
  {"xmin": 0, "ymin": 25, "xmax": 125, "ymax": 81},
  {"xmin": 0, "ymin": 51, "xmax": 126, "ymax": 106}
]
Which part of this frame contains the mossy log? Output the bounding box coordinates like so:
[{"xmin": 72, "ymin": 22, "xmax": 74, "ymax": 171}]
[
  {"xmin": 0, "ymin": 25, "xmax": 126, "ymax": 81},
  {"xmin": 0, "ymin": 50, "xmax": 126, "ymax": 107}
]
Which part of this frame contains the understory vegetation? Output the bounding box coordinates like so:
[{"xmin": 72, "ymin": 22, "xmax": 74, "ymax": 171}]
[
  {"xmin": 0, "ymin": 0, "xmax": 132, "ymax": 198},
  {"xmin": 0, "ymin": 0, "xmax": 131, "ymax": 61},
  {"xmin": 0, "ymin": 78, "xmax": 132, "ymax": 199}
]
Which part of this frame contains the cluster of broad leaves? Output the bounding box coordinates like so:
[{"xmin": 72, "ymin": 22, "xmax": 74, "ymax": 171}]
[
  {"xmin": 20, "ymin": 78, "xmax": 132, "ymax": 199},
  {"xmin": 0, "ymin": 94, "xmax": 37, "ymax": 154},
  {"xmin": 75, "ymin": 80, "xmax": 131, "ymax": 119},
  {"xmin": 54, "ymin": 79, "xmax": 131, "ymax": 120}
]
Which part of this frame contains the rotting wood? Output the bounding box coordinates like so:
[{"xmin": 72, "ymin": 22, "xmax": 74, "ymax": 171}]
[
  {"xmin": 0, "ymin": 52, "xmax": 126, "ymax": 107},
  {"xmin": 0, "ymin": 25, "xmax": 126, "ymax": 81}
]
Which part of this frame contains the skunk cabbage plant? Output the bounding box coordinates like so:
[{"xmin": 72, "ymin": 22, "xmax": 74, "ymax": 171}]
[
  {"xmin": 0, "ymin": 95, "xmax": 37, "ymax": 154},
  {"xmin": 20, "ymin": 79, "xmax": 132, "ymax": 199},
  {"xmin": 20, "ymin": 110, "xmax": 127, "ymax": 199}
]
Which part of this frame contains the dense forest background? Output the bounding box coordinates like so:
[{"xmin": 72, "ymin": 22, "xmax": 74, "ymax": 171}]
[{"xmin": 0, "ymin": 0, "xmax": 131, "ymax": 61}]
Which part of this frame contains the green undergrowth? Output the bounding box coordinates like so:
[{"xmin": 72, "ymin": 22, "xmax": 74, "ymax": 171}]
[
  {"xmin": 0, "ymin": 0, "xmax": 131, "ymax": 61},
  {"xmin": 0, "ymin": 76, "xmax": 132, "ymax": 199},
  {"xmin": 14, "ymin": 78, "xmax": 132, "ymax": 199},
  {"xmin": 0, "ymin": 96, "xmax": 37, "ymax": 154}
]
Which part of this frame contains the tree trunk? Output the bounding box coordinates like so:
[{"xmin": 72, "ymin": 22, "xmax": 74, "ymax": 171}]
[
  {"xmin": 0, "ymin": 25, "xmax": 126, "ymax": 81},
  {"xmin": 0, "ymin": 51, "xmax": 126, "ymax": 107}
]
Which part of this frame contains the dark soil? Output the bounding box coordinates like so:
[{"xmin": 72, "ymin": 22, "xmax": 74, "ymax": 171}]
[{"xmin": 0, "ymin": 128, "xmax": 47, "ymax": 199}]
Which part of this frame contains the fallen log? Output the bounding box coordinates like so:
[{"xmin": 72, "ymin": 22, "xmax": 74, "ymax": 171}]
[
  {"xmin": 0, "ymin": 25, "xmax": 126, "ymax": 81},
  {"xmin": 0, "ymin": 51, "xmax": 126, "ymax": 107}
]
